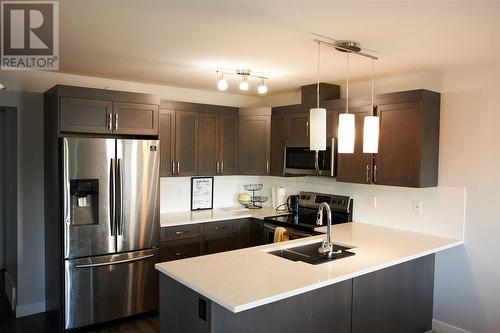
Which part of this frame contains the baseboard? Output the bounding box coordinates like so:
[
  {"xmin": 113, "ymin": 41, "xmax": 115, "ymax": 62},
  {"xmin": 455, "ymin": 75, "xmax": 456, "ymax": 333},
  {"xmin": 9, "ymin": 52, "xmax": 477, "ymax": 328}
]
[
  {"xmin": 433, "ymin": 319, "xmax": 473, "ymax": 333},
  {"xmin": 16, "ymin": 301, "xmax": 46, "ymax": 318}
]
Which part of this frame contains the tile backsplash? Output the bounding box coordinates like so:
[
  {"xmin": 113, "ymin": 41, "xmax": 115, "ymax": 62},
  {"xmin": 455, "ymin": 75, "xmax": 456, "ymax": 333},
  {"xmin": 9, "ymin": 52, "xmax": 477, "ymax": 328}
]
[{"xmin": 160, "ymin": 175, "xmax": 465, "ymax": 239}]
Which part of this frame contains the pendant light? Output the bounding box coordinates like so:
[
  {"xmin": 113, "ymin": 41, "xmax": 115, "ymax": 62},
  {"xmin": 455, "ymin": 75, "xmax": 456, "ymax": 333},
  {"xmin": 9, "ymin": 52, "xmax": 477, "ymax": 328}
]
[
  {"xmin": 363, "ymin": 59, "xmax": 379, "ymax": 153},
  {"xmin": 309, "ymin": 41, "xmax": 327, "ymax": 175},
  {"xmin": 338, "ymin": 51, "xmax": 355, "ymax": 153}
]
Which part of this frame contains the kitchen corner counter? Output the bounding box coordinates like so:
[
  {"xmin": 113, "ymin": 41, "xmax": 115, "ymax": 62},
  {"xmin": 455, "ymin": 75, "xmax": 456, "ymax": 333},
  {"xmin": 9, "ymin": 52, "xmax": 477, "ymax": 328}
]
[
  {"xmin": 155, "ymin": 222, "xmax": 463, "ymax": 313},
  {"xmin": 160, "ymin": 207, "xmax": 286, "ymax": 228}
]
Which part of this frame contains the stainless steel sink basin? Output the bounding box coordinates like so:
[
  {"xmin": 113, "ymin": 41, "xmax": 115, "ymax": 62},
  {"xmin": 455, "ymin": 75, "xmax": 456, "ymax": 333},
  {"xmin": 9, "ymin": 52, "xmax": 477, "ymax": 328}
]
[{"xmin": 269, "ymin": 241, "xmax": 355, "ymax": 265}]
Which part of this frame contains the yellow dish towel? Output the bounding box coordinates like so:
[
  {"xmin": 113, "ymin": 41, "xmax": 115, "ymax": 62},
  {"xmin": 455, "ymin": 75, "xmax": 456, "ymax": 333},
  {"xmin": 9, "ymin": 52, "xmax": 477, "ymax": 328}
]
[{"xmin": 273, "ymin": 227, "xmax": 289, "ymax": 243}]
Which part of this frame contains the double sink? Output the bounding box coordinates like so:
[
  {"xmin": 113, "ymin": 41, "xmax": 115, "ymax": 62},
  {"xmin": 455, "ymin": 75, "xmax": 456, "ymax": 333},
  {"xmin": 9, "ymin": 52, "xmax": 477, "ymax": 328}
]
[{"xmin": 269, "ymin": 241, "xmax": 355, "ymax": 265}]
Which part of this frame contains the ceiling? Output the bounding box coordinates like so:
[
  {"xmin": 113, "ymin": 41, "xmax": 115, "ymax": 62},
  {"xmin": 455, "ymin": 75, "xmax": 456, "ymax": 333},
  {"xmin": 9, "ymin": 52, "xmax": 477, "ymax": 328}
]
[{"xmin": 59, "ymin": 0, "xmax": 500, "ymax": 96}]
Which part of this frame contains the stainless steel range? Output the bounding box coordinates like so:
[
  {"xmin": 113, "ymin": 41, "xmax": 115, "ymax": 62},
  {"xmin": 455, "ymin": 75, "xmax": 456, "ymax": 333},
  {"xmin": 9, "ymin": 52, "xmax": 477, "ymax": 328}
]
[
  {"xmin": 263, "ymin": 191, "xmax": 353, "ymax": 239},
  {"xmin": 62, "ymin": 138, "xmax": 160, "ymax": 330}
]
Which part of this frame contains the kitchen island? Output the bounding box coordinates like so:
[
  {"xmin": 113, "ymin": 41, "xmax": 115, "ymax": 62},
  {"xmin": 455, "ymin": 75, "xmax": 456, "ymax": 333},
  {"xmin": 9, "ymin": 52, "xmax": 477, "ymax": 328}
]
[{"xmin": 155, "ymin": 222, "xmax": 462, "ymax": 333}]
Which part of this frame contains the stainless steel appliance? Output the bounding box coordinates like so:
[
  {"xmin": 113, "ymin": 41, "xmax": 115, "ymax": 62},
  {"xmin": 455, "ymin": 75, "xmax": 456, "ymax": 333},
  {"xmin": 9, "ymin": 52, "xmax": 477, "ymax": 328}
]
[
  {"xmin": 62, "ymin": 138, "xmax": 160, "ymax": 330},
  {"xmin": 264, "ymin": 191, "xmax": 352, "ymax": 238},
  {"xmin": 283, "ymin": 139, "xmax": 336, "ymax": 176}
]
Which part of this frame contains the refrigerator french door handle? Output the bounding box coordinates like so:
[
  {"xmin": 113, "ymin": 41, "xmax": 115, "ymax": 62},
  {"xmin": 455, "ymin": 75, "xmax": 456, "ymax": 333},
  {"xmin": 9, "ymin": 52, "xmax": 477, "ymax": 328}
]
[
  {"xmin": 116, "ymin": 158, "xmax": 124, "ymax": 235},
  {"xmin": 74, "ymin": 254, "xmax": 155, "ymax": 269},
  {"xmin": 110, "ymin": 158, "xmax": 116, "ymax": 236}
]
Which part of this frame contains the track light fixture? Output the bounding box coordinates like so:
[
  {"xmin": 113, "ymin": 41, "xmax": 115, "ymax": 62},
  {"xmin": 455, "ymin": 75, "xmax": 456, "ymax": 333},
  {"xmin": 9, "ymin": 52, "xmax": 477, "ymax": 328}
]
[
  {"xmin": 257, "ymin": 80, "xmax": 268, "ymax": 94},
  {"xmin": 217, "ymin": 74, "xmax": 228, "ymax": 91},
  {"xmin": 216, "ymin": 69, "xmax": 269, "ymax": 94},
  {"xmin": 239, "ymin": 75, "xmax": 249, "ymax": 91}
]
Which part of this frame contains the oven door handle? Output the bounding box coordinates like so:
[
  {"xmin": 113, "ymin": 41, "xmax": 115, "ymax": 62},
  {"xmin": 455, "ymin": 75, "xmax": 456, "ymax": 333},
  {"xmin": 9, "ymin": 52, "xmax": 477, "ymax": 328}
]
[{"xmin": 263, "ymin": 223, "xmax": 316, "ymax": 238}]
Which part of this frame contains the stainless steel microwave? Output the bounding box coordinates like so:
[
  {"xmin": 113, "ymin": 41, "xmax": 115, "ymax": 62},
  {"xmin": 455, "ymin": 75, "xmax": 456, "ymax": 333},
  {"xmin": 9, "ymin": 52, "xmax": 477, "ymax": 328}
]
[{"xmin": 283, "ymin": 138, "xmax": 336, "ymax": 176}]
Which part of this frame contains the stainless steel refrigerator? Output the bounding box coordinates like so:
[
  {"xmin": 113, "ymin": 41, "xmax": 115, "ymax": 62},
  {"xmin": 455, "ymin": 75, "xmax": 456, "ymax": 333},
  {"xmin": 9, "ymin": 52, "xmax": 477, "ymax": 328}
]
[{"xmin": 62, "ymin": 137, "xmax": 160, "ymax": 330}]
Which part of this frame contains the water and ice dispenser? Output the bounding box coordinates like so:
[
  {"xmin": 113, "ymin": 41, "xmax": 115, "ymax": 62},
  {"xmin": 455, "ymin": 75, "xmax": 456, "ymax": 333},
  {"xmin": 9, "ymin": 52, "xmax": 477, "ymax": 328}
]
[{"xmin": 70, "ymin": 179, "xmax": 99, "ymax": 225}]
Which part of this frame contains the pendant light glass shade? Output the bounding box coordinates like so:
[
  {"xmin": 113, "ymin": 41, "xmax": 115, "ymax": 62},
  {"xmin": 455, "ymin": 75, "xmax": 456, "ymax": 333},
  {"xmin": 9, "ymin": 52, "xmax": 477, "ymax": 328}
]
[
  {"xmin": 309, "ymin": 108, "xmax": 326, "ymax": 151},
  {"xmin": 338, "ymin": 113, "xmax": 355, "ymax": 153},
  {"xmin": 363, "ymin": 115, "xmax": 379, "ymax": 153}
]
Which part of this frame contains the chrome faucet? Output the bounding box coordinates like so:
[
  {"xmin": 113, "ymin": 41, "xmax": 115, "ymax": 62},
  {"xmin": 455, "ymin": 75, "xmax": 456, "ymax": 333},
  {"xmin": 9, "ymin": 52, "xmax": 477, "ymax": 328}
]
[{"xmin": 317, "ymin": 202, "xmax": 341, "ymax": 257}]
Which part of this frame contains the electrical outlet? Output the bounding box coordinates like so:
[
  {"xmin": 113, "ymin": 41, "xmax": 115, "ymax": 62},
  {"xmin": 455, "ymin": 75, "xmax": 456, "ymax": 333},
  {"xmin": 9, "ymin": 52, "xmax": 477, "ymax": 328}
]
[
  {"xmin": 413, "ymin": 201, "xmax": 423, "ymax": 215},
  {"xmin": 369, "ymin": 196, "xmax": 377, "ymax": 208}
]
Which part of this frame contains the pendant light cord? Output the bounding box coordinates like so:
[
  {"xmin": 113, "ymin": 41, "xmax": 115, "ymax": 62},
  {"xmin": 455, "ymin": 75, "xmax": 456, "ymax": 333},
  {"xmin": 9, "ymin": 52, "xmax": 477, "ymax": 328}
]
[
  {"xmin": 346, "ymin": 51, "xmax": 349, "ymax": 114},
  {"xmin": 316, "ymin": 41, "xmax": 320, "ymax": 108}
]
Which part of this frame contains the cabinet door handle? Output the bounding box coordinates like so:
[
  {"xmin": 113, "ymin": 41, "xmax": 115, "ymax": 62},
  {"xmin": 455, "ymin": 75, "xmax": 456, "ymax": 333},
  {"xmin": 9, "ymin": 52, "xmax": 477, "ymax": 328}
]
[
  {"xmin": 108, "ymin": 113, "xmax": 113, "ymax": 131},
  {"xmin": 221, "ymin": 161, "xmax": 224, "ymax": 174},
  {"xmin": 374, "ymin": 165, "xmax": 378, "ymax": 183},
  {"xmin": 266, "ymin": 161, "xmax": 270, "ymax": 175},
  {"xmin": 175, "ymin": 231, "xmax": 189, "ymax": 235},
  {"xmin": 114, "ymin": 113, "xmax": 118, "ymax": 130},
  {"xmin": 366, "ymin": 165, "xmax": 371, "ymax": 183},
  {"xmin": 172, "ymin": 161, "xmax": 175, "ymax": 176},
  {"xmin": 306, "ymin": 121, "xmax": 309, "ymax": 137},
  {"xmin": 216, "ymin": 161, "xmax": 220, "ymax": 175},
  {"xmin": 215, "ymin": 225, "xmax": 228, "ymax": 231},
  {"xmin": 175, "ymin": 252, "xmax": 185, "ymax": 256},
  {"xmin": 177, "ymin": 161, "xmax": 180, "ymax": 175}
]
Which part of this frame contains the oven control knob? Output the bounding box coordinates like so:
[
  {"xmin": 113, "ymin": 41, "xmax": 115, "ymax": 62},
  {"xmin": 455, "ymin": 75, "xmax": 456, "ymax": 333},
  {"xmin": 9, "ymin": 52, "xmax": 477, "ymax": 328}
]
[{"xmin": 306, "ymin": 195, "xmax": 311, "ymax": 200}]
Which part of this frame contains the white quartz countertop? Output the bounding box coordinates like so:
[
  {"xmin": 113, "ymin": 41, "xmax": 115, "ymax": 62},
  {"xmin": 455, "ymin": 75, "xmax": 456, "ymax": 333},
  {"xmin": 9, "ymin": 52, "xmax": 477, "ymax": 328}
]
[
  {"xmin": 155, "ymin": 222, "xmax": 463, "ymax": 313},
  {"xmin": 160, "ymin": 207, "xmax": 286, "ymax": 228}
]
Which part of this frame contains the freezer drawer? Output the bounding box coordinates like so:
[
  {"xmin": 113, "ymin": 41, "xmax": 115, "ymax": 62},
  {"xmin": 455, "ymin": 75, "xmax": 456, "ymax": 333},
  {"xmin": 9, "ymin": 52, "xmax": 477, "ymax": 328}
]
[{"xmin": 64, "ymin": 248, "xmax": 159, "ymax": 330}]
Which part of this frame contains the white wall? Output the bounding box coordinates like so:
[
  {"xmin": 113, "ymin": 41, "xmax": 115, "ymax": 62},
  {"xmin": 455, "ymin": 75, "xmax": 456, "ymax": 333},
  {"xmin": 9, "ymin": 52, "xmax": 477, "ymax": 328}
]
[
  {"xmin": 0, "ymin": 70, "xmax": 262, "ymax": 108},
  {"xmin": 0, "ymin": 92, "xmax": 45, "ymax": 316},
  {"xmin": 431, "ymin": 66, "xmax": 500, "ymax": 333}
]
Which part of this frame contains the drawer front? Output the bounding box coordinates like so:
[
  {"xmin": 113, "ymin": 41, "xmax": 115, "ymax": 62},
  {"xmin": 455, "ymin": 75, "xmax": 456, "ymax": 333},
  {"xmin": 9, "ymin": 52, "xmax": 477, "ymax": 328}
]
[
  {"xmin": 161, "ymin": 224, "xmax": 202, "ymax": 241},
  {"xmin": 204, "ymin": 220, "xmax": 236, "ymax": 238},
  {"xmin": 160, "ymin": 239, "xmax": 203, "ymax": 261}
]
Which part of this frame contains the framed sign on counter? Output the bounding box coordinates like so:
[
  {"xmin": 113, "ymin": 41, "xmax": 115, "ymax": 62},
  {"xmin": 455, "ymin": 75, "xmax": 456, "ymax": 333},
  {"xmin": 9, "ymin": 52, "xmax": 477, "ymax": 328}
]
[{"xmin": 191, "ymin": 177, "xmax": 214, "ymax": 211}]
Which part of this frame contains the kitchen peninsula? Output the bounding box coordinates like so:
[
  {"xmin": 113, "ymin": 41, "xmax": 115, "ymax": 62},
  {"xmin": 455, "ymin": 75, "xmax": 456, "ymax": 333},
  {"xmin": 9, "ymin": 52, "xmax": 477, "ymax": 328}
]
[{"xmin": 155, "ymin": 222, "xmax": 462, "ymax": 333}]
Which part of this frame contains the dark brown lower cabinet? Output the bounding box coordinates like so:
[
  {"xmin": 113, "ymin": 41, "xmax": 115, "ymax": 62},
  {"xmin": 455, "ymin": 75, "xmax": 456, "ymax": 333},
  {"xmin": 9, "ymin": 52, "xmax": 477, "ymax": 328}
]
[
  {"xmin": 160, "ymin": 218, "xmax": 262, "ymax": 261},
  {"xmin": 204, "ymin": 220, "xmax": 237, "ymax": 254},
  {"xmin": 351, "ymin": 254, "xmax": 435, "ymax": 333},
  {"xmin": 160, "ymin": 254, "xmax": 435, "ymax": 333},
  {"xmin": 160, "ymin": 238, "xmax": 203, "ymax": 262},
  {"xmin": 160, "ymin": 275, "xmax": 352, "ymax": 333}
]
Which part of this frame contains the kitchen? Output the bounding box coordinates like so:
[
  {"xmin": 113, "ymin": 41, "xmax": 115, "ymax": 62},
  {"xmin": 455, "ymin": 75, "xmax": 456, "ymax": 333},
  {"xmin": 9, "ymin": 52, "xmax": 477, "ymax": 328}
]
[{"xmin": 0, "ymin": 1, "xmax": 499, "ymax": 333}]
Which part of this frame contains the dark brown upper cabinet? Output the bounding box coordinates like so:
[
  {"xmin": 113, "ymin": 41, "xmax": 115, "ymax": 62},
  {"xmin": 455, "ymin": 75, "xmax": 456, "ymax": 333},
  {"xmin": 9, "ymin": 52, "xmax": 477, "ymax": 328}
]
[
  {"xmin": 159, "ymin": 100, "xmax": 239, "ymax": 177},
  {"xmin": 60, "ymin": 97, "xmax": 113, "ymax": 134},
  {"xmin": 287, "ymin": 112, "xmax": 309, "ymax": 140},
  {"xmin": 270, "ymin": 114, "xmax": 288, "ymax": 176},
  {"xmin": 197, "ymin": 112, "xmax": 239, "ymax": 176},
  {"xmin": 198, "ymin": 112, "xmax": 219, "ymax": 176},
  {"xmin": 47, "ymin": 85, "xmax": 159, "ymax": 136},
  {"xmin": 112, "ymin": 102, "xmax": 159, "ymax": 135},
  {"xmin": 238, "ymin": 108, "xmax": 271, "ymax": 175},
  {"xmin": 175, "ymin": 111, "xmax": 199, "ymax": 176},
  {"xmin": 159, "ymin": 110, "xmax": 176, "ymax": 177},
  {"xmin": 374, "ymin": 98, "xmax": 440, "ymax": 187},
  {"xmin": 218, "ymin": 114, "xmax": 239, "ymax": 175},
  {"xmin": 324, "ymin": 89, "xmax": 440, "ymax": 188},
  {"xmin": 335, "ymin": 106, "xmax": 374, "ymax": 184}
]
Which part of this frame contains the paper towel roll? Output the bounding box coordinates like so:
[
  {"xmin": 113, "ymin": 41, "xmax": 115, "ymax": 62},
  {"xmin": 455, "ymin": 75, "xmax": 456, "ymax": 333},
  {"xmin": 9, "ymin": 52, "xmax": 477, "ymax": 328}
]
[{"xmin": 272, "ymin": 187, "xmax": 286, "ymax": 209}]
